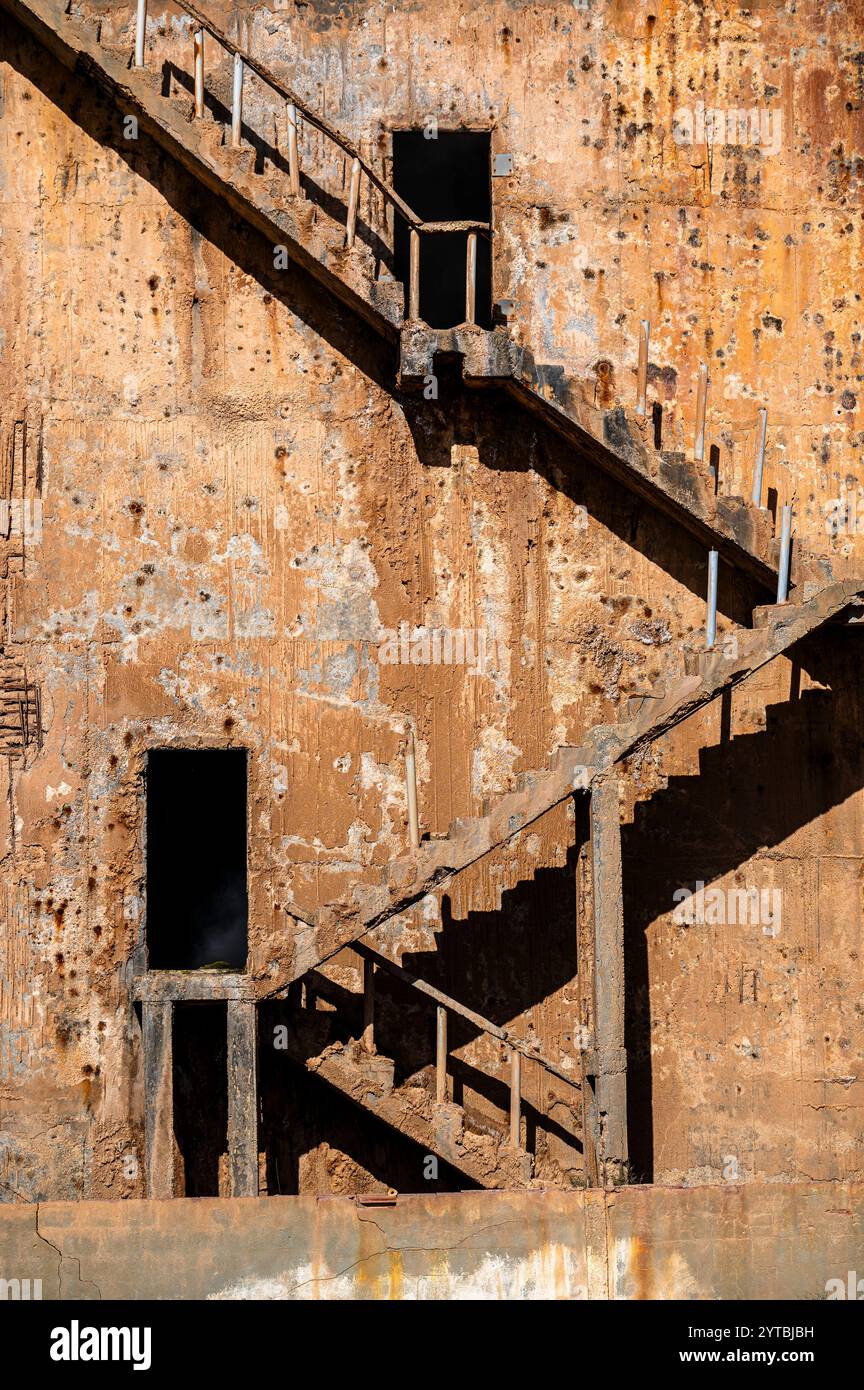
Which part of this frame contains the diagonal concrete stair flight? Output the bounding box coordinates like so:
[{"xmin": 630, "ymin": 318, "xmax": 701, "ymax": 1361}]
[
  {"xmin": 1, "ymin": 0, "xmax": 842, "ymax": 592},
  {"xmin": 270, "ymin": 575, "xmax": 864, "ymax": 987}
]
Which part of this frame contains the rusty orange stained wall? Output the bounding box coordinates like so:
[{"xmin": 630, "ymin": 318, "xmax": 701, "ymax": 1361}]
[{"xmin": 0, "ymin": 0, "xmax": 862, "ymax": 1200}]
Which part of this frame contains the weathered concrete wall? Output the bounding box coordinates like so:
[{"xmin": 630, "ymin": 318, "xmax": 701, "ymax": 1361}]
[
  {"xmin": 0, "ymin": 0, "xmax": 862, "ymax": 1202},
  {"xmin": 1, "ymin": 1180, "xmax": 862, "ymax": 1298},
  {"xmin": 81, "ymin": 0, "xmax": 864, "ymax": 549}
]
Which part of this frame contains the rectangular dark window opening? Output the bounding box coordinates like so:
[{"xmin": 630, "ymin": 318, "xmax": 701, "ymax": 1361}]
[
  {"xmin": 146, "ymin": 748, "xmax": 248, "ymax": 970},
  {"xmin": 393, "ymin": 130, "xmax": 492, "ymax": 329}
]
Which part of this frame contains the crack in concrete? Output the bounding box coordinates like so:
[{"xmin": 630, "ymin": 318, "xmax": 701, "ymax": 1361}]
[
  {"xmin": 34, "ymin": 1203, "xmax": 102, "ymax": 1300},
  {"xmin": 285, "ymin": 1214, "xmax": 538, "ymax": 1296}
]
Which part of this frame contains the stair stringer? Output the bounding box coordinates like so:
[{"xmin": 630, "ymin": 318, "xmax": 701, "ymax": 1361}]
[
  {"xmin": 265, "ymin": 576, "xmax": 864, "ymax": 990},
  {"xmin": 276, "ymin": 1022, "xmax": 537, "ymax": 1190}
]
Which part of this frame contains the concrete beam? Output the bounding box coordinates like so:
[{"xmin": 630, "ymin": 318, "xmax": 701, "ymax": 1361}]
[
  {"xmin": 227, "ymin": 1000, "xmax": 258, "ymax": 1198},
  {"xmin": 589, "ymin": 775, "xmax": 628, "ymax": 1183},
  {"xmin": 142, "ymin": 1002, "xmax": 175, "ymax": 1200},
  {"xmin": 133, "ymin": 971, "xmax": 256, "ymax": 1003}
]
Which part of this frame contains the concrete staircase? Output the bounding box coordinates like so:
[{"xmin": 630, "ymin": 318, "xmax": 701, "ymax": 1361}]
[
  {"xmin": 10, "ymin": 0, "xmax": 864, "ymax": 1195},
  {"xmin": 279, "ymin": 576, "xmax": 864, "ymax": 981},
  {"xmin": 278, "ymin": 1005, "xmax": 542, "ymax": 1190},
  {"xmin": 1, "ymin": 0, "xmax": 840, "ymax": 592},
  {"xmin": 283, "ymin": 562, "xmax": 861, "ymax": 1187}
]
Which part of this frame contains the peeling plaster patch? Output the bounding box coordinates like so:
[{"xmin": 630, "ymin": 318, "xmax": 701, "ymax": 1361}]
[
  {"xmin": 46, "ymin": 782, "xmax": 72, "ymax": 803},
  {"xmin": 216, "ymin": 653, "xmax": 262, "ymax": 678},
  {"xmin": 358, "ymin": 751, "xmax": 401, "ymax": 800},
  {"xmin": 722, "ymin": 372, "xmax": 755, "ymax": 401},
  {"xmin": 278, "ymin": 819, "xmax": 371, "ymax": 865},
  {"xmin": 358, "ymin": 752, "xmax": 404, "ymax": 845},
  {"xmin": 63, "ymin": 522, "xmax": 117, "ymax": 548},
  {"xmin": 234, "ymin": 605, "xmax": 276, "ymax": 638},
  {"xmin": 155, "ymin": 668, "xmax": 213, "ymax": 709},
  {"xmin": 612, "ymin": 1242, "xmax": 701, "ymax": 1301},
  {"xmin": 472, "ymin": 726, "xmax": 522, "ymax": 800},
  {"xmin": 564, "ymin": 312, "xmax": 597, "ymax": 340},
  {"xmin": 219, "ymin": 533, "xmax": 266, "ymax": 565},
  {"xmin": 296, "ymin": 644, "xmax": 359, "ymax": 703},
  {"xmin": 207, "ymin": 1244, "xmax": 589, "ymax": 1300},
  {"xmin": 469, "ymin": 491, "xmax": 512, "ymax": 696},
  {"xmin": 41, "ymin": 592, "xmax": 101, "ymax": 642},
  {"xmin": 294, "ymin": 538, "xmax": 381, "ymax": 641},
  {"xmin": 323, "ymin": 646, "xmax": 359, "ymax": 698},
  {"xmin": 272, "ymin": 736, "xmax": 301, "ymax": 756}
]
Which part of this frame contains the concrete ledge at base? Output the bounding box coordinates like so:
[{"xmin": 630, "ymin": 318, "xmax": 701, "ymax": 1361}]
[{"xmin": 0, "ymin": 1181, "xmax": 861, "ymax": 1300}]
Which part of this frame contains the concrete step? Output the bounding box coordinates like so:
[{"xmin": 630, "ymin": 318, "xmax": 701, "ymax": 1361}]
[
  {"xmin": 753, "ymin": 601, "xmax": 792, "ymax": 628},
  {"xmin": 197, "ymin": 123, "xmax": 227, "ymax": 156},
  {"xmin": 220, "ymin": 145, "xmax": 258, "ymax": 177}
]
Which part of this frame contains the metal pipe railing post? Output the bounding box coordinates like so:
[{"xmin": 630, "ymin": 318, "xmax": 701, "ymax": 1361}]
[
  {"xmin": 405, "ymin": 724, "xmax": 420, "ymax": 849},
  {"xmin": 751, "ymin": 407, "xmax": 767, "ymax": 506},
  {"xmin": 509, "ymin": 1049, "xmax": 522, "ymax": 1148},
  {"xmin": 636, "ymin": 318, "xmax": 649, "ymax": 417},
  {"xmin": 465, "ymin": 232, "xmax": 477, "ymax": 324},
  {"xmin": 286, "ymin": 103, "xmax": 301, "ymax": 196},
  {"xmin": 706, "ymin": 549, "xmax": 719, "ymax": 649},
  {"xmin": 777, "ymin": 505, "xmax": 792, "ymax": 603},
  {"xmin": 193, "ymin": 29, "xmax": 205, "ymax": 119},
  {"xmin": 694, "ymin": 361, "xmax": 709, "ymax": 462},
  {"xmin": 134, "ymin": 0, "xmax": 147, "ymax": 67},
  {"xmin": 345, "ymin": 157, "xmax": 361, "ymax": 248},
  {"xmin": 435, "ymin": 1006, "xmax": 447, "ymax": 1104},
  {"xmin": 231, "ymin": 52, "xmax": 244, "ymax": 148},
  {"xmin": 409, "ymin": 230, "xmax": 421, "ymax": 320}
]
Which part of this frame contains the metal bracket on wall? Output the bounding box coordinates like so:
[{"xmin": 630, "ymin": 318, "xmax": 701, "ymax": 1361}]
[{"xmin": 493, "ymin": 153, "xmax": 513, "ymax": 176}]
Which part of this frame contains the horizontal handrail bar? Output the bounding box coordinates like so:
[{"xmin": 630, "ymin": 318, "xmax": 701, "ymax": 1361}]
[{"xmin": 421, "ymin": 220, "xmax": 492, "ymax": 235}]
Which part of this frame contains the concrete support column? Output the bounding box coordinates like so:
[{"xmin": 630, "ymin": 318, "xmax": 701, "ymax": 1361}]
[
  {"xmin": 227, "ymin": 1000, "xmax": 258, "ymax": 1197},
  {"xmin": 589, "ymin": 775, "xmax": 628, "ymax": 1184},
  {"xmin": 143, "ymin": 1001, "xmax": 175, "ymax": 1199}
]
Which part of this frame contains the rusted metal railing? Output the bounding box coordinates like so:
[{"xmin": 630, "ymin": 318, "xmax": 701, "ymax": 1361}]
[
  {"xmin": 356, "ymin": 941, "xmax": 581, "ymax": 1151},
  {"xmin": 129, "ymin": 0, "xmax": 491, "ymax": 316}
]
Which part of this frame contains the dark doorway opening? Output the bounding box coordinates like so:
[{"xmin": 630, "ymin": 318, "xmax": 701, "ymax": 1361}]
[
  {"xmin": 146, "ymin": 748, "xmax": 248, "ymax": 970},
  {"xmin": 393, "ymin": 130, "xmax": 492, "ymax": 329},
  {"xmin": 173, "ymin": 1002, "xmax": 228, "ymax": 1196}
]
